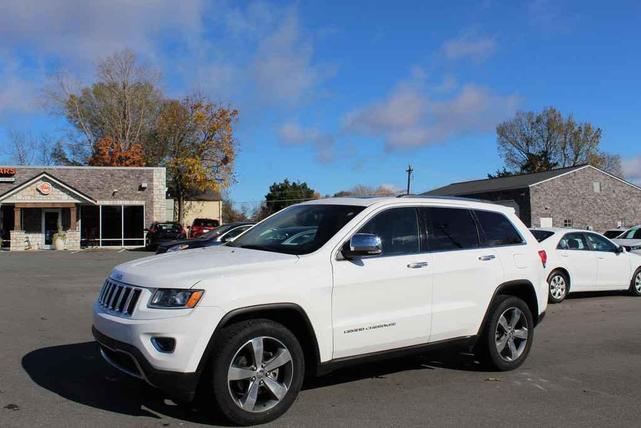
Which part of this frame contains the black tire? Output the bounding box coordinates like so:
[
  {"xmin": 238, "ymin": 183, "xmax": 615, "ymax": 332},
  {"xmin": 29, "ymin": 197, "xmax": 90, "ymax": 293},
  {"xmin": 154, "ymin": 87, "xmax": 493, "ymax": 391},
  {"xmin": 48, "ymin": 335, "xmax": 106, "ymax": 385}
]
[
  {"xmin": 210, "ymin": 319, "xmax": 305, "ymax": 426},
  {"xmin": 475, "ymin": 295, "xmax": 534, "ymax": 371},
  {"xmin": 547, "ymin": 271, "xmax": 569, "ymax": 304},
  {"xmin": 630, "ymin": 268, "xmax": 641, "ymax": 296}
]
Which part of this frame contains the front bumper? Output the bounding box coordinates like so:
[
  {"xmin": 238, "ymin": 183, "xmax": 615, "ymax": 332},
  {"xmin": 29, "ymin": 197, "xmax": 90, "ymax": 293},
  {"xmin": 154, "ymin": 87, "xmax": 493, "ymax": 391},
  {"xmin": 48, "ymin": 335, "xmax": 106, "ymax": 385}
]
[{"xmin": 93, "ymin": 327, "xmax": 199, "ymax": 402}]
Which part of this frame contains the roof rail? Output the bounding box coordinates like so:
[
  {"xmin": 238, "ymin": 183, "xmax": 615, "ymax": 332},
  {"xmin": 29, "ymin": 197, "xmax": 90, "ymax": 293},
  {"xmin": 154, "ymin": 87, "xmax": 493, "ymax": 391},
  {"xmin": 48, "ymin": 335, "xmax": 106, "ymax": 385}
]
[{"xmin": 396, "ymin": 194, "xmax": 486, "ymax": 202}]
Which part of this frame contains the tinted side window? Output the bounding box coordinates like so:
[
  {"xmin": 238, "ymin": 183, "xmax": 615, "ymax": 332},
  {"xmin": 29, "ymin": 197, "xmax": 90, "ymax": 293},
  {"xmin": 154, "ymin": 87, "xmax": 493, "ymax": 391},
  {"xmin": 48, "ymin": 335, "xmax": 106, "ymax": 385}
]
[
  {"xmin": 531, "ymin": 229, "xmax": 554, "ymax": 242},
  {"xmin": 358, "ymin": 207, "xmax": 419, "ymax": 256},
  {"xmin": 475, "ymin": 210, "xmax": 524, "ymax": 247},
  {"xmin": 633, "ymin": 229, "xmax": 641, "ymax": 239},
  {"xmin": 424, "ymin": 207, "xmax": 479, "ymax": 252},
  {"xmin": 586, "ymin": 233, "xmax": 618, "ymax": 252},
  {"xmin": 558, "ymin": 233, "xmax": 588, "ymax": 250}
]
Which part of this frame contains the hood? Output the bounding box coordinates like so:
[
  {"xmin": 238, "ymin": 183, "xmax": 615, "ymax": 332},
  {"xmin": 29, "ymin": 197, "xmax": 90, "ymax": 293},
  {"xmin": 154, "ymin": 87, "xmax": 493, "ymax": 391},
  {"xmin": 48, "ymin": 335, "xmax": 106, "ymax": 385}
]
[
  {"xmin": 110, "ymin": 246, "xmax": 299, "ymax": 289},
  {"xmin": 158, "ymin": 238, "xmax": 191, "ymax": 248}
]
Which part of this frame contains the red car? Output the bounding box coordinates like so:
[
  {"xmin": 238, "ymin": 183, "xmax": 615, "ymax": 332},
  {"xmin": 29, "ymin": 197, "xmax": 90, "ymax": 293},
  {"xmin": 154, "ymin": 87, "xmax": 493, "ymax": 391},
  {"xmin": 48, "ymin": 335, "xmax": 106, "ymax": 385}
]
[{"xmin": 190, "ymin": 218, "xmax": 220, "ymax": 238}]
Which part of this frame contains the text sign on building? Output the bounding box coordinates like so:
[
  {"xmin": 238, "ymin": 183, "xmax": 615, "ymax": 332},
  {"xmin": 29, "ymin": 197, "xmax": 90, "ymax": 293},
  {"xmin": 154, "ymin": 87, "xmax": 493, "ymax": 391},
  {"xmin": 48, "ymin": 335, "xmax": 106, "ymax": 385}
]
[{"xmin": 0, "ymin": 167, "xmax": 16, "ymax": 182}]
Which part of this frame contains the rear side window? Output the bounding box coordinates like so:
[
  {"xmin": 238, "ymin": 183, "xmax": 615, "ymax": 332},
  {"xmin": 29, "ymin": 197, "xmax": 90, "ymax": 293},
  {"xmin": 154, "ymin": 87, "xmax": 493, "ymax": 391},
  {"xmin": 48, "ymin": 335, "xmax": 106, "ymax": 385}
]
[
  {"xmin": 558, "ymin": 233, "xmax": 588, "ymax": 250},
  {"xmin": 531, "ymin": 229, "xmax": 555, "ymax": 242},
  {"xmin": 358, "ymin": 207, "xmax": 420, "ymax": 256},
  {"xmin": 474, "ymin": 210, "xmax": 524, "ymax": 247},
  {"xmin": 194, "ymin": 218, "xmax": 219, "ymax": 227},
  {"xmin": 423, "ymin": 207, "xmax": 479, "ymax": 252}
]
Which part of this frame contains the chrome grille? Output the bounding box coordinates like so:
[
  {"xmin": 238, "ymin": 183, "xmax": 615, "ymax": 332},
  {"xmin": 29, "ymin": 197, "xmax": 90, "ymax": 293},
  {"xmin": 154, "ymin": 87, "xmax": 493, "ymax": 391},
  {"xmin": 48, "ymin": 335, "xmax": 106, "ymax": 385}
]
[{"xmin": 97, "ymin": 279, "xmax": 142, "ymax": 316}]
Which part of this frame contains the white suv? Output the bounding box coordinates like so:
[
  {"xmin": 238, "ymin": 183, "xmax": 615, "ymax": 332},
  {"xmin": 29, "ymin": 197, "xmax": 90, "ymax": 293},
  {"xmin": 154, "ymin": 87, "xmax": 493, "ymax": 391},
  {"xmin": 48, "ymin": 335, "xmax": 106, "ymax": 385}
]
[{"xmin": 93, "ymin": 197, "xmax": 548, "ymax": 425}]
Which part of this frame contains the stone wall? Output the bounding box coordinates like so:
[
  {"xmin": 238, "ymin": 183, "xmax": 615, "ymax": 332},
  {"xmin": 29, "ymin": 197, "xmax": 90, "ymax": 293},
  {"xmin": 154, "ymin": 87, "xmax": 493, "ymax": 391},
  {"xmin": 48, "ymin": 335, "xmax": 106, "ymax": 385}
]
[
  {"xmin": 10, "ymin": 230, "xmax": 25, "ymax": 251},
  {"xmin": 66, "ymin": 230, "xmax": 80, "ymax": 250},
  {"xmin": 530, "ymin": 166, "xmax": 641, "ymax": 230}
]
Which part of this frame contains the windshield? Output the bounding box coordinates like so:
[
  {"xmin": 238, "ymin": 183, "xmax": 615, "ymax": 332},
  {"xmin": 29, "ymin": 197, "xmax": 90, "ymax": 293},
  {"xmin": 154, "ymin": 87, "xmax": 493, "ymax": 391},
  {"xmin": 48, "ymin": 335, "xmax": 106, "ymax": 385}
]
[
  {"xmin": 200, "ymin": 224, "xmax": 236, "ymax": 239},
  {"xmin": 229, "ymin": 204, "xmax": 364, "ymax": 255},
  {"xmin": 621, "ymin": 227, "xmax": 641, "ymax": 240}
]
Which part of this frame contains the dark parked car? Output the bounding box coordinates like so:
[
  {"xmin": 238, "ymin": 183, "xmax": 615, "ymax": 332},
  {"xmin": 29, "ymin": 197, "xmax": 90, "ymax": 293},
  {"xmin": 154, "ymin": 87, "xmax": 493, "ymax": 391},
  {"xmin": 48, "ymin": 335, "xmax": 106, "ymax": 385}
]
[
  {"xmin": 190, "ymin": 218, "xmax": 220, "ymax": 238},
  {"xmin": 145, "ymin": 222, "xmax": 187, "ymax": 250},
  {"xmin": 156, "ymin": 222, "xmax": 254, "ymax": 254}
]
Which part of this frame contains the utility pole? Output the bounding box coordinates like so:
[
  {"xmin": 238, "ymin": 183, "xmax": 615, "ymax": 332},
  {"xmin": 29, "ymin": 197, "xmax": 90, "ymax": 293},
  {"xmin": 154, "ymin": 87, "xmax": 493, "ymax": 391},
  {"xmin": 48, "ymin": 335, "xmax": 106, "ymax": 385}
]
[{"xmin": 405, "ymin": 164, "xmax": 413, "ymax": 195}]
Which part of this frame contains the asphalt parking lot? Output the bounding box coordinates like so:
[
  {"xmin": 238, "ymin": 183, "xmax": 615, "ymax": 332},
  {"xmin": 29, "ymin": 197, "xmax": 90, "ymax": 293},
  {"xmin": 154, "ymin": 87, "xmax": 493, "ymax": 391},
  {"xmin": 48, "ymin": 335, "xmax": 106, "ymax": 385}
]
[{"xmin": 2, "ymin": 251, "xmax": 641, "ymax": 427}]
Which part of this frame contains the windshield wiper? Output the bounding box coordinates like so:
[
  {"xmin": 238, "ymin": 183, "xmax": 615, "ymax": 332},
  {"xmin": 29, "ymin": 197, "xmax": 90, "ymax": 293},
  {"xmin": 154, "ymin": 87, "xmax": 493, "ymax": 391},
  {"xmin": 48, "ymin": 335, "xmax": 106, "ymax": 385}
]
[{"xmin": 237, "ymin": 244, "xmax": 279, "ymax": 253}]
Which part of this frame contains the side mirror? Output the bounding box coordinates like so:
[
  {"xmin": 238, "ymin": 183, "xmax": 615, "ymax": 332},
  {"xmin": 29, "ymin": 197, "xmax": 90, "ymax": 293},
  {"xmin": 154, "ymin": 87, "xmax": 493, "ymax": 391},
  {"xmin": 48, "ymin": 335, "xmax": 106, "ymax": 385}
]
[
  {"xmin": 342, "ymin": 233, "xmax": 383, "ymax": 259},
  {"xmin": 616, "ymin": 245, "xmax": 626, "ymax": 254}
]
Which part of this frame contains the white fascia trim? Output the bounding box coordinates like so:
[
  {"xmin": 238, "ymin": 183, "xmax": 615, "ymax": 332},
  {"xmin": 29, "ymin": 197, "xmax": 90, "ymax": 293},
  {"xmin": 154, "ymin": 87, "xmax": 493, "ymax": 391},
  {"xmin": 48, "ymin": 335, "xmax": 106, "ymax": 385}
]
[
  {"xmin": 529, "ymin": 165, "xmax": 641, "ymax": 192},
  {"xmin": 0, "ymin": 172, "xmax": 97, "ymax": 204},
  {"xmin": 528, "ymin": 165, "xmax": 589, "ymax": 188}
]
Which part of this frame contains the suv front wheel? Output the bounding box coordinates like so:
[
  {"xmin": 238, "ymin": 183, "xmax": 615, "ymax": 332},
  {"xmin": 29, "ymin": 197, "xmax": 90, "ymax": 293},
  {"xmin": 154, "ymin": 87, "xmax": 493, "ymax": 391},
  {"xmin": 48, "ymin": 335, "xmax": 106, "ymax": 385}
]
[
  {"xmin": 210, "ymin": 319, "xmax": 305, "ymax": 426},
  {"xmin": 476, "ymin": 295, "xmax": 534, "ymax": 371}
]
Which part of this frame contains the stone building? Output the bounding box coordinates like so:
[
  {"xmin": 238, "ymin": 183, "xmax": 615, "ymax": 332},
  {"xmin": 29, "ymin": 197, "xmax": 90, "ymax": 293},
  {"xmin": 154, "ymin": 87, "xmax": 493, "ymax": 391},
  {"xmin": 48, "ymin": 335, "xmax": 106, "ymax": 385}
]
[
  {"xmin": 0, "ymin": 166, "xmax": 166, "ymax": 251},
  {"xmin": 423, "ymin": 165, "xmax": 641, "ymax": 231}
]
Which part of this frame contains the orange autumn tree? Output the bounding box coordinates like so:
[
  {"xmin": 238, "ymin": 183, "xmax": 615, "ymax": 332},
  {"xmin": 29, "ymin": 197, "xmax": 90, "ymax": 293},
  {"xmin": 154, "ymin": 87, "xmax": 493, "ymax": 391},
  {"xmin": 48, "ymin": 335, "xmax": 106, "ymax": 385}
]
[
  {"xmin": 88, "ymin": 136, "xmax": 145, "ymax": 166},
  {"xmin": 155, "ymin": 94, "xmax": 238, "ymax": 223}
]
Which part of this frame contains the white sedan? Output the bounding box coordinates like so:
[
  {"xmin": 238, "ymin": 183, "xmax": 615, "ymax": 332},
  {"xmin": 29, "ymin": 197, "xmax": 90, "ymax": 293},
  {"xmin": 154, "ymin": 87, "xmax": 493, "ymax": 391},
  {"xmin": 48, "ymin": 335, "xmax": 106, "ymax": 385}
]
[
  {"xmin": 531, "ymin": 228, "xmax": 641, "ymax": 303},
  {"xmin": 612, "ymin": 225, "xmax": 641, "ymax": 255}
]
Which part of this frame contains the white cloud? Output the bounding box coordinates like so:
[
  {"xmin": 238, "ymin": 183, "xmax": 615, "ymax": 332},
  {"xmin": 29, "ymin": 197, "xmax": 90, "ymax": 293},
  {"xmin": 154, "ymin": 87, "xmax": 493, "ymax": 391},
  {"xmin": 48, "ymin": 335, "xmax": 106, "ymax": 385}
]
[
  {"xmin": 279, "ymin": 122, "xmax": 334, "ymax": 163},
  {"xmin": 0, "ymin": 55, "xmax": 42, "ymax": 115},
  {"xmin": 442, "ymin": 34, "xmax": 496, "ymax": 62},
  {"xmin": 0, "ymin": 0, "xmax": 205, "ymax": 64},
  {"xmin": 343, "ymin": 72, "xmax": 520, "ymax": 149},
  {"xmin": 0, "ymin": 0, "xmax": 331, "ymax": 118},
  {"xmin": 252, "ymin": 8, "xmax": 331, "ymax": 105},
  {"xmin": 622, "ymin": 156, "xmax": 641, "ymax": 182}
]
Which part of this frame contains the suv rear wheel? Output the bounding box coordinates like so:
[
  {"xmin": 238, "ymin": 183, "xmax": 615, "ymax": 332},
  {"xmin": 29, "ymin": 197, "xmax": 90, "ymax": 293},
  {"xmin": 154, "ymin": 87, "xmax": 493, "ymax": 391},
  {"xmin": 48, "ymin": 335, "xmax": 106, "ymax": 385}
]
[
  {"xmin": 476, "ymin": 295, "xmax": 534, "ymax": 371},
  {"xmin": 210, "ymin": 319, "xmax": 305, "ymax": 426}
]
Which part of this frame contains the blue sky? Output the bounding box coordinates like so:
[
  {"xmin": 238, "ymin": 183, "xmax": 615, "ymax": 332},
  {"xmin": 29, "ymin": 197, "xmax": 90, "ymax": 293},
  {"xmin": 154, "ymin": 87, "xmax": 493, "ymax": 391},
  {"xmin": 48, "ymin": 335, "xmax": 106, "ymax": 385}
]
[{"xmin": 1, "ymin": 0, "xmax": 640, "ymax": 208}]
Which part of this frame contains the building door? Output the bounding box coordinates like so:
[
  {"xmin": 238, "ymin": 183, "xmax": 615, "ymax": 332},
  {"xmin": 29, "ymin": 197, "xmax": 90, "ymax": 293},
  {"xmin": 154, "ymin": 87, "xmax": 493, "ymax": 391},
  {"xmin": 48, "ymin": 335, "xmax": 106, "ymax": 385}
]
[{"xmin": 43, "ymin": 209, "xmax": 60, "ymax": 248}]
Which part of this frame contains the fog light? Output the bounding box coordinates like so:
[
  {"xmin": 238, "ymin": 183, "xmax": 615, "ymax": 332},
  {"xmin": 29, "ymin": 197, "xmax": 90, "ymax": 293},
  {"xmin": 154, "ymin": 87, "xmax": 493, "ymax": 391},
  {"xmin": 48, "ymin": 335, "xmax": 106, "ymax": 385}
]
[{"xmin": 151, "ymin": 337, "xmax": 176, "ymax": 353}]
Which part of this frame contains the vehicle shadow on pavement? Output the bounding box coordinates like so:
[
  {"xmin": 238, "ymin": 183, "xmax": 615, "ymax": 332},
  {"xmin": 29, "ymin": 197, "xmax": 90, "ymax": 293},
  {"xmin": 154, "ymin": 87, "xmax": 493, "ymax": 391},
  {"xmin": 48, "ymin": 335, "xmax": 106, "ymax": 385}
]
[
  {"xmin": 21, "ymin": 342, "xmax": 231, "ymax": 426},
  {"xmin": 304, "ymin": 350, "xmax": 483, "ymax": 390}
]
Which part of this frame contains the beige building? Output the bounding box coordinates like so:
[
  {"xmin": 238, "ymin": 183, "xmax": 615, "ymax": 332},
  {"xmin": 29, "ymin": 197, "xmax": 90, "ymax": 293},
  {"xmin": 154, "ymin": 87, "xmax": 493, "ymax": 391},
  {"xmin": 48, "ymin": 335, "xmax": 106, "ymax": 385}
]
[{"xmin": 167, "ymin": 189, "xmax": 223, "ymax": 228}]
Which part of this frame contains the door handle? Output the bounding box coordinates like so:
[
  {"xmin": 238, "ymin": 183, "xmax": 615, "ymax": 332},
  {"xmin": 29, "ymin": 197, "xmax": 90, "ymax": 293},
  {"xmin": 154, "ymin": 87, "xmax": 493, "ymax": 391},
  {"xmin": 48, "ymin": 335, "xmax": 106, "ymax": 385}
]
[
  {"xmin": 407, "ymin": 262, "xmax": 429, "ymax": 269},
  {"xmin": 478, "ymin": 255, "xmax": 496, "ymax": 261}
]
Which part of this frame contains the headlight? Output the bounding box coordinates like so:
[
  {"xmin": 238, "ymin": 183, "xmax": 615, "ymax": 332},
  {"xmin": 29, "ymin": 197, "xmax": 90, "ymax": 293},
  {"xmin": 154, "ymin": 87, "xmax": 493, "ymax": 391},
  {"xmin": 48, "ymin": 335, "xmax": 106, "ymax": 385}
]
[
  {"xmin": 167, "ymin": 244, "xmax": 190, "ymax": 252},
  {"xmin": 148, "ymin": 289, "xmax": 204, "ymax": 308}
]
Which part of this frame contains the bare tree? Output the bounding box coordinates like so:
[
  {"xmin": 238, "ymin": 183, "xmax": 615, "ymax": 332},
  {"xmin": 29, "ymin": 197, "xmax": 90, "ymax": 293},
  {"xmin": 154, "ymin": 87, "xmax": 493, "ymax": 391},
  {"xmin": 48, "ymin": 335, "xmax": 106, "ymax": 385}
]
[
  {"xmin": 4, "ymin": 131, "xmax": 58, "ymax": 166},
  {"xmin": 49, "ymin": 50, "xmax": 162, "ymax": 163},
  {"xmin": 496, "ymin": 107, "xmax": 622, "ymax": 175}
]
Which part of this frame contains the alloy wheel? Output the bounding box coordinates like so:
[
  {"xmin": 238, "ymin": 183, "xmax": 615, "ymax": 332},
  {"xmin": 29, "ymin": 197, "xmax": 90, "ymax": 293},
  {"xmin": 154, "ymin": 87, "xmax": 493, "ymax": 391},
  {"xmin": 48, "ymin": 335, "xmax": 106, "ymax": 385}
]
[
  {"xmin": 227, "ymin": 336, "xmax": 294, "ymax": 413},
  {"xmin": 635, "ymin": 272, "xmax": 641, "ymax": 293},
  {"xmin": 550, "ymin": 275, "xmax": 566, "ymax": 300},
  {"xmin": 494, "ymin": 307, "xmax": 529, "ymax": 362}
]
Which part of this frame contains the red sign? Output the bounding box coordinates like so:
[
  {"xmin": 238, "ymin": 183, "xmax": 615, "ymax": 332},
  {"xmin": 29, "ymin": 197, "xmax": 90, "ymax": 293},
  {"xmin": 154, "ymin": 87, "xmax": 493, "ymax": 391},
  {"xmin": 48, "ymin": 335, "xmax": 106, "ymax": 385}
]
[
  {"xmin": 0, "ymin": 167, "xmax": 16, "ymax": 176},
  {"xmin": 37, "ymin": 182, "xmax": 52, "ymax": 195}
]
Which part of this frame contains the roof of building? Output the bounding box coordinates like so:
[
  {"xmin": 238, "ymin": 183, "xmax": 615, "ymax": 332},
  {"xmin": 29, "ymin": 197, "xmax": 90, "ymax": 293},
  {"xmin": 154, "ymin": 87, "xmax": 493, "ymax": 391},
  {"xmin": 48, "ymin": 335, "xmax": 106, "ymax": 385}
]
[
  {"xmin": 187, "ymin": 189, "xmax": 222, "ymax": 201},
  {"xmin": 0, "ymin": 166, "xmax": 163, "ymax": 202},
  {"xmin": 422, "ymin": 165, "xmax": 588, "ymax": 196}
]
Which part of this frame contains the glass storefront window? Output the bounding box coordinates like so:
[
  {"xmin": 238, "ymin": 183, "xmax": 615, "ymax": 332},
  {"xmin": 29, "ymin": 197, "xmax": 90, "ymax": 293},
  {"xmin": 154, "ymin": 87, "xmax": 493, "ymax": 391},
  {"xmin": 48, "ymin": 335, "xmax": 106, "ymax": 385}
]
[
  {"xmin": 123, "ymin": 206, "xmax": 144, "ymax": 246},
  {"xmin": 80, "ymin": 205, "xmax": 144, "ymax": 247},
  {"xmin": 23, "ymin": 208, "xmax": 41, "ymax": 233},
  {"xmin": 80, "ymin": 206, "xmax": 99, "ymax": 246}
]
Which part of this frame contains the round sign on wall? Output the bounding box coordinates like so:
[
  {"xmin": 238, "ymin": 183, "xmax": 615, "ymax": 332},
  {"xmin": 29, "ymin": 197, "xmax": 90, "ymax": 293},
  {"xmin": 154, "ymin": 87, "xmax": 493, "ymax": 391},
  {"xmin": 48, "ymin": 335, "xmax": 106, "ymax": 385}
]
[{"xmin": 36, "ymin": 182, "xmax": 52, "ymax": 195}]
